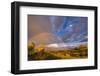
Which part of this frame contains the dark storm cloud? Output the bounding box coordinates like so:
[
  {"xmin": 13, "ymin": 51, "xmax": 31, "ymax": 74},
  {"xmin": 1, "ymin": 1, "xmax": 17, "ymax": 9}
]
[{"xmin": 28, "ymin": 15, "xmax": 52, "ymax": 41}]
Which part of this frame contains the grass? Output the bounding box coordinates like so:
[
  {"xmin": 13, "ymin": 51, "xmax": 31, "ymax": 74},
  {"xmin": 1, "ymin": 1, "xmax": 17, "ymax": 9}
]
[{"xmin": 28, "ymin": 43, "xmax": 88, "ymax": 61}]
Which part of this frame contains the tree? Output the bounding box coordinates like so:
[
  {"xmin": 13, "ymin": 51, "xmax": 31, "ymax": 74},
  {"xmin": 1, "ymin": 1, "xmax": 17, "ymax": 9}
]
[{"xmin": 28, "ymin": 42, "xmax": 35, "ymax": 50}]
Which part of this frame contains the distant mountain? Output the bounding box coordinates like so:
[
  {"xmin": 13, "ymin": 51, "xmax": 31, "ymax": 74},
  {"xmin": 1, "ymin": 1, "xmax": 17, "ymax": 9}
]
[{"xmin": 45, "ymin": 42, "xmax": 87, "ymax": 51}]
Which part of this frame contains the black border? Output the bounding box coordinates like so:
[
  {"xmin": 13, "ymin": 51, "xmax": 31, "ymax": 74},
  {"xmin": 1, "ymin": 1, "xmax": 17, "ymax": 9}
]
[{"xmin": 11, "ymin": 1, "xmax": 98, "ymax": 74}]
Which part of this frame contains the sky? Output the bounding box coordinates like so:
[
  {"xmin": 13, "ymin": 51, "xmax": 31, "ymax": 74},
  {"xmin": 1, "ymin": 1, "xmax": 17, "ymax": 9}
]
[{"xmin": 28, "ymin": 15, "xmax": 88, "ymax": 45}]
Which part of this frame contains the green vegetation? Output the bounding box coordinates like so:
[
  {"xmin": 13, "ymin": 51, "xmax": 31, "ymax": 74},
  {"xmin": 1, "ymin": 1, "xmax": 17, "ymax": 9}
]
[{"xmin": 28, "ymin": 42, "xmax": 88, "ymax": 61}]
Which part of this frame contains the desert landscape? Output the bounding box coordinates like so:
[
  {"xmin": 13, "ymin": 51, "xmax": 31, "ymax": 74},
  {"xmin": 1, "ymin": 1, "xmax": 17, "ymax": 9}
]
[
  {"xmin": 28, "ymin": 15, "xmax": 88, "ymax": 61},
  {"xmin": 28, "ymin": 42, "xmax": 88, "ymax": 60}
]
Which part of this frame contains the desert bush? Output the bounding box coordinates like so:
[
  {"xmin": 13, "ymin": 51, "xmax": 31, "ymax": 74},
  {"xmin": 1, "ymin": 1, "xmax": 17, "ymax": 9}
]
[{"xmin": 28, "ymin": 42, "xmax": 35, "ymax": 51}]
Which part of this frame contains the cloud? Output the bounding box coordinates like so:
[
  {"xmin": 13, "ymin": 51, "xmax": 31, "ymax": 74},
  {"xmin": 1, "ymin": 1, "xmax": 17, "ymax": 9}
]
[{"xmin": 28, "ymin": 15, "xmax": 88, "ymax": 44}]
